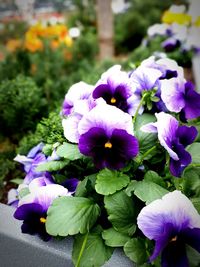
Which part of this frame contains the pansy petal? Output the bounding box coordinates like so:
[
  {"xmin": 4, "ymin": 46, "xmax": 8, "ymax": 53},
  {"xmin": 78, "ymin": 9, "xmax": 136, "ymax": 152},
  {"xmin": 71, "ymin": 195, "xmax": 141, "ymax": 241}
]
[
  {"xmin": 182, "ymin": 227, "xmax": 200, "ymax": 253},
  {"xmin": 27, "ymin": 143, "xmax": 44, "ymax": 158},
  {"xmin": 137, "ymin": 191, "xmax": 200, "ymax": 241},
  {"xmin": 161, "ymin": 240, "xmax": 188, "ymax": 267},
  {"xmin": 62, "ymin": 114, "xmax": 82, "ymax": 143},
  {"xmin": 78, "ymin": 103, "xmax": 134, "ymax": 137},
  {"xmin": 140, "ymin": 122, "xmax": 158, "ymax": 133},
  {"xmin": 160, "ymin": 78, "xmax": 185, "ymax": 113},
  {"xmin": 183, "ymin": 81, "xmax": 200, "ymax": 120},
  {"xmin": 155, "ymin": 112, "xmax": 179, "ymax": 160},
  {"xmin": 14, "ymin": 203, "xmax": 44, "ymax": 220},
  {"xmin": 177, "ymin": 125, "xmax": 198, "ymax": 147}
]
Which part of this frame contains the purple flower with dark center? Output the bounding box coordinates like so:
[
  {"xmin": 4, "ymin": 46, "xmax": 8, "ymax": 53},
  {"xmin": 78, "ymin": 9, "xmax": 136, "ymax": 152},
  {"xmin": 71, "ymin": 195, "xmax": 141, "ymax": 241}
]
[
  {"xmin": 141, "ymin": 112, "xmax": 197, "ymax": 177},
  {"xmin": 161, "ymin": 78, "xmax": 200, "ymax": 120},
  {"xmin": 137, "ymin": 191, "xmax": 200, "ymax": 267},
  {"xmin": 92, "ymin": 70, "xmax": 136, "ymax": 115},
  {"xmin": 162, "ymin": 37, "xmax": 180, "ymax": 52},
  {"xmin": 78, "ymin": 103, "xmax": 139, "ymax": 170},
  {"xmin": 62, "ymin": 81, "xmax": 94, "ymax": 116},
  {"xmin": 14, "ymin": 184, "xmax": 70, "ymax": 241}
]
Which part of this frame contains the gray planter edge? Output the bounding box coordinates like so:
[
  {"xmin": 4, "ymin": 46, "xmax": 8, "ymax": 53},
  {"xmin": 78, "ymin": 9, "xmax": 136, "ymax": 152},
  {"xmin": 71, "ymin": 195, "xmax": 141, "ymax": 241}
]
[{"xmin": 0, "ymin": 203, "xmax": 133, "ymax": 267}]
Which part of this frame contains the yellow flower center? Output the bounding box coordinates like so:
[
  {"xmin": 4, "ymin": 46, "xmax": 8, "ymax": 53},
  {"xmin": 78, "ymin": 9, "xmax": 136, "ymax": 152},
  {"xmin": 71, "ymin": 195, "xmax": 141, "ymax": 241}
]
[
  {"xmin": 104, "ymin": 141, "xmax": 112, "ymax": 149},
  {"xmin": 40, "ymin": 217, "xmax": 46, "ymax": 224},
  {"xmin": 171, "ymin": 236, "xmax": 177, "ymax": 242},
  {"xmin": 110, "ymin": 97, "xmax": 116, "ymax": 104}
]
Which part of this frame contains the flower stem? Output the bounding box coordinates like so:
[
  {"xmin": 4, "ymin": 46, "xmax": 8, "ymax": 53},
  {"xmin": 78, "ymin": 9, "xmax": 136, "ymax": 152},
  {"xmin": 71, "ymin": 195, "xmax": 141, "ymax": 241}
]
[
  {"xmin": 138, "ymin": 145, "xmax": 157, "ymax": 166},
  {"xmin": 132, "ymin": 95, "xmax": 145, "ymax": 124},
  {"xmin": 75, "ymin": 232, "xmax": 89, "ymax": 267}
]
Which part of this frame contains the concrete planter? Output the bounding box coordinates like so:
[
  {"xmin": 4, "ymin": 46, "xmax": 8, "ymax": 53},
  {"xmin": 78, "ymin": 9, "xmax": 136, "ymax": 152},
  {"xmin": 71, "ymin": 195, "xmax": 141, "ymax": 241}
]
[{"xmin": 0, "ymin": 203, "xmax": 133, "ymax": 267}]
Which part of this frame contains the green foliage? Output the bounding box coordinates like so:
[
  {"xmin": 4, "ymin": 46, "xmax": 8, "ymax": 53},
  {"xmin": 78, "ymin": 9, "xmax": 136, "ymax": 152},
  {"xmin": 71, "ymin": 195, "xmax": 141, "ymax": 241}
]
[
  {"xmin": 95, "ymin": 169, "xmax": 130, "ymax": 196},
  {"xmin": 36, "ymin": 160, "xmax": 69, "ymax": 172},
  {"xmin": 17, "ymin": 111, "xmax": 65, "ymax": 155},
  {"xmin": 0, "ymin": 75, "xmax": 47, "ymax": 139},
  {"xmin": 104, "ymin": 191, "xmax": 137, "ymax": 236},
  {"xmin": 56, "ymin": 142, "xmax": 83, "ymax": 160},
  {"xmin": 102, "ymin": 228, "xmax": 130, "ymax": 247},
  {"xmin": 46, "ymin": 196, "xmax": 100, "ymax": 236},
  {"xmin": 72, "ymin": 227, "xmax": 113, "ymax": 267}
]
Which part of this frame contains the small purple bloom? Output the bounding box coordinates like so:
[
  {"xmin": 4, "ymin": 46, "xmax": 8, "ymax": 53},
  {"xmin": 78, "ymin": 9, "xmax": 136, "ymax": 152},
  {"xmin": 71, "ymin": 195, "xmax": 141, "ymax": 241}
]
[
  {"xmin": 14, "ymin": 143, "xmax": 47, "ymax": 184},
  {"xmin": 62, "ymin": 178, "xmax": 79, "ymax": 193},
  {"xmin": 14, "ymin": 184, "xmax": 70, "ymax": 241},
  {"xmin": 161, "ymin": 78, "xmax": 200, "ymax": 120},
  {"xmin": 141, "ymin": 112, "xmax": 197, "ymax": 177},
  {"xmin": 92, "ymin": 69, "xmax": 136, "ymax": 115},
  {"xmin": 162, "ymin": 37, "xmax": 180, "ymax": 52},
  {"xmin": 78, "ymin": 103, "xmax": 139, "ymax": 170},
  {"xmin": 137, "ymin": 191, "xmax": 200, "ymax": 267}
]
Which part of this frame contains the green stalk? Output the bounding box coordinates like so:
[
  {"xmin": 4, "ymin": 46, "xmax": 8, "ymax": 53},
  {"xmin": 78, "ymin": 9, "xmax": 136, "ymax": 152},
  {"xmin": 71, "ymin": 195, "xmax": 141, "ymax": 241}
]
[
  {"xmin": 138, "ymin": 145, "xmax": 157, "ymax": 166},
  {"xmin": 75, "ymin": 232, "xmax": 89, "ymax": 267},
  {"xmin": 132, "ymin": 94, "xmax": 145, "ymax": 124}
]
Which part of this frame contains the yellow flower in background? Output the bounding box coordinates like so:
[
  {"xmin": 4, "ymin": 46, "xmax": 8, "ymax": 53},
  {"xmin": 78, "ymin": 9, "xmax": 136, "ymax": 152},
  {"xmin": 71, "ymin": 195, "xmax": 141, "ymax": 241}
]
[
  {"xmin": 24, "ymin": 22, "xmax": 73, "ymax": 52},
  {"xmin": 195, "ymin": 16, "xmax": 200, "ymax": 27},
  {"xmin": 162, "ymin": 11, "xmax": 192, "ymax": 25},
  {"xmin": 6, "ymin": 39, "xmax": 22, "ymax": 52}
]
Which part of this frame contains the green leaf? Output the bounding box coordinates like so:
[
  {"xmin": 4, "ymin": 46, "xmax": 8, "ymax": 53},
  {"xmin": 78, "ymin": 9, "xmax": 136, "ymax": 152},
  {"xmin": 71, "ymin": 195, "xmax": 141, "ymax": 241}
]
[
  {"xmin": 36, "ymin": 160, "xmax": 69, "ymax": 172},
  {"xmin": 144, "ymin": 170, "xmax": 166, "ymax": 187},
  {"xmin": 102, "ymin": 228, "xmax": 130, "ymax": 247},
  {"xmin": 133, "ymin": 180, "xmax": 168, "ymax": 204},
  {"xmin": 191, "ymin": 198, "xmax": 200, "ymax": 213},
  {"xmin": 187, "ymin": 143, "xmax": 200, "ymax": 164},
  {"xmin": 46, "ymin": 196, "xmax": 100, "ymax": 236},
  {"xmin": 183, "ymin": 168, "xmax": 200, "ymax": 197},
  {"xmin": 134, "ymin": 113, "xmax": 157, "ymax": 155},
  {"xmin": 56, "ymin": 142, "xmax": 83, "ymax": 160},
  {"xmin": 104, "ymin": 191, "xmax": 136, "ymax": 235},
  {"xmin": 95, "ymin": 169, "xmax": 130, "ymax": 196},
  {"xmin": 10, "ymin": 178, "xmax": 23, "ymax": 185},
  {"xmin": 72, "ymin": 228, "xmax": 113, "ymax": 267},
  {"xmin": 42, "ymin": 144, "xmax": 53, "ymax": 156},
  {"xmin": 125, "ymin": 180, "xmax": 138, "ymax": 197},
  {"xmin": 187, "ymin": 245, "xmax": 200, "ymax": 267},
  {"xmin": 75, "ymin": 174, "xmax": 97, "ymax": 197},
  {"xmin": 124, "ymin": 238, "xmax": 148, "ymax": 265}
]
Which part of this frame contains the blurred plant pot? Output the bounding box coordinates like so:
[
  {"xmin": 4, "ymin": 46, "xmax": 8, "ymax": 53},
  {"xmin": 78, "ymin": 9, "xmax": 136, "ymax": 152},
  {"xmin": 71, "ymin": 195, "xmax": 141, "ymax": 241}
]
[{"xmin": 0, "ymin": 203, "xmax": 133, "ymax": 267}]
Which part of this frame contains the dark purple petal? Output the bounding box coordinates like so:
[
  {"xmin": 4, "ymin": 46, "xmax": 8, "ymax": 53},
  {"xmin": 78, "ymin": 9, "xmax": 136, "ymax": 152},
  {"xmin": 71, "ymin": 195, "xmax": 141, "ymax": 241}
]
[
  {"xmin": 62, "ymin": 100, "xmax": 73, "ymax": 116},
  {"xmin": 161, "ymin": 239, "xmax": 188, "ymax": 267},
  {"xmin": 161, "ymin": 70, "xmax": 178, "ymax": 80},
  {"xmin": 79, "ymin": 127, "xmax": 139, "ymax": 170},
  {"xmin": 169, "ymin": 144, "xmax": 192, "ymax": 177},
  {"xmin": 93, "ymin": 84, "xmax": 112, "ymax": 100},
  {"xmin": 182, "ymin": 228, "xmax": 200, "ymax": 253},
  {"xmin": 177, "ymin": 126, "xmax": 198, "ymax": 147},
  {"xmin": 150, "ymin": 223, "xmax": 176, "ymax": 262},
  {"xmin": 62, "ymin": 178, "xmax": 79, "ymax": 193},
  {"xmin": 183, "ymin": 81, "xmax": 200, "ymax": 120},
  {"xmin": 14, "ymin": 203, "xmax": 44, "ymax": 220},
  {"xmin": 14, "ymin": 203, "xmax": 51, "ymax": 241}
]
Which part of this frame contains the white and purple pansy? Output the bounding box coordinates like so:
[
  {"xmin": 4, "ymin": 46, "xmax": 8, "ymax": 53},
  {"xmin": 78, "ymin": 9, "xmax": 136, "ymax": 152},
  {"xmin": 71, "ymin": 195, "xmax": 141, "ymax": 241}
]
[
  {"xmin": 78, "ymin": 103, "xmax": 139, "ymax": 170},
  {"xmin": 14, "ymin": 184, "xmax": 70, "ymax": 241},
  {"xmin": 62, "ymin": 81, "xmax": 94, "ymax": 116},
  {"xmin": 137, "ymin": 190, "xmax": 200, "ymax": 267},
  {"xmin": 92, "ymin": 68, "xmax": 136, "ymax": 115},
  {"xmin": 141, "ymin": 112, "xmax": 198, "ymax": 177},
  {"xmin": 160, "ymin": 78, "xmax": 200, "ymax": 120}
]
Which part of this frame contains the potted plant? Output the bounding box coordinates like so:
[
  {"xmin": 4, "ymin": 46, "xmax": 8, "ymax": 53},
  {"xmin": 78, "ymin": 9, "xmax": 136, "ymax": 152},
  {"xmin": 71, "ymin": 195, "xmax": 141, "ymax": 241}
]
[{"xmin": 6, "ymin": 54, "xmax": 200, "ymax": 267}]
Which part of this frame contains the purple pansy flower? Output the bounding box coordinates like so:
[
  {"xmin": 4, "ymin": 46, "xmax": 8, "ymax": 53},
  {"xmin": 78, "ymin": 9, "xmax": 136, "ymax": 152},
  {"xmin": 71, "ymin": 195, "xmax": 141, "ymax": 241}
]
[
  {"xmin": 141, "ymin": 112, "xmax": 197, "ymax": 177},
  {"xmin": 92, "ymin": 68, "xmax": 138, "ymax": 115},
  {"xmin": 78, "ymin": 103, "xmax": 139, "ymax": 169},
  {"xmin": 137, "ymin": 190, "xmax": 200, "ymax": 267},
  {"xmin": 7, "ymin": 189, "xmax": 19, "ymax": 208},
  {"xmin": 14, "ymin": 184, "xmax": 70, "ymax": 241},
  {"xmin": 14, "ymin": 143, "xmax": 47, "ymax": 184},
  {"xmin": 62, "ymin": 81, "xmax": 94, "ymax": 116},
  {"xmin": 162, "ymin": 37, "xmax": 180, "ymax": 52},
  {"xmin": 160, "ymin": 78, "xmax": 200, "ymax": 120}
]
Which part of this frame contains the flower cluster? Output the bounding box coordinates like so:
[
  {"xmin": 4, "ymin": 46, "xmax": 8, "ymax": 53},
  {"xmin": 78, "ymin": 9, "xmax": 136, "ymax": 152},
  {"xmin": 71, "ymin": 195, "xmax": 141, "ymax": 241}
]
[
  {"xmin": 147, "ymin": 4, "xmax": 200, "ymax": 63},
  {"xmin": 10, "ymin": 55, "xmax": 200, "ymax": 267},
  {"xmin": 24, "ymin": 22, "xmax": 73, "ymax": 52}
]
